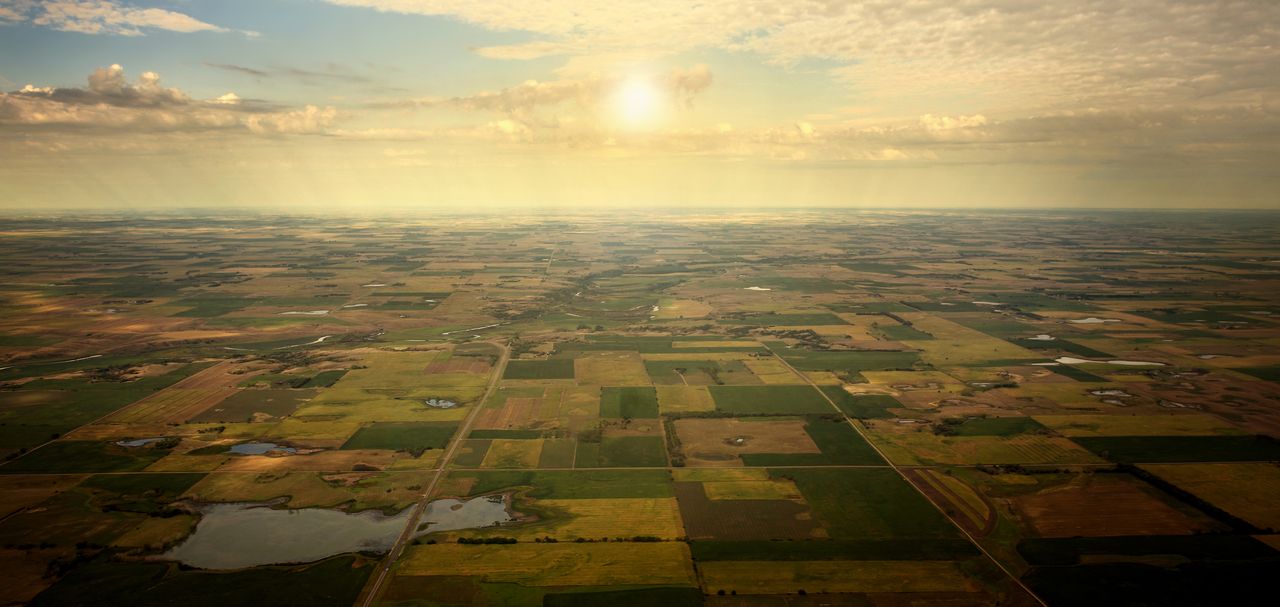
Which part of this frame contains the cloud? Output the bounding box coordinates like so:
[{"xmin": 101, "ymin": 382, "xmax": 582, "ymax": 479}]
[
  {"xmin": 422, "ymin": 65, "xmax": 713, "ymax": 122},
  {"xmin": 212, "ymin": 92, "xmax": 241, "ymax": 105},
  {"xmin": 204, "ymin": 63, "xmax": 270, "ymax": 78},
  {"xmin": 1, "ymin": 0, "xmax": 243, "ymax": 36},
  {"xmin": 205, "ymin": 62, "xmax": 377, "ymax": 85},
  {"xmin": 323, "ymin": 1, "xmax": 1280, "ymax": 115},
  {"xmin": 451, "ymin": 78, "xmax": 597, "ymax": 115},
  {"xmin": 667, "ymin": 64, "xmax": 712, "ymax": 108},
  {"xmin": 246, "ymin": 105, "xmax": 339, "ymax": 135},
  {"xmin": 0, "ymin": 64, "xmax": 335, "ymax": 135}
]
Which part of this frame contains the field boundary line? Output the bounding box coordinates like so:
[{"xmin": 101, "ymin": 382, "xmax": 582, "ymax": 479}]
[
  {"xmin": 761, "ymin": 343, "xmax": 1049, "ymax": 607},
  {"xmin": 355, "ymin": 341, "xmax": 510, "ymax": 607},
  {"xmin": 0, "ymin": 360, "xmax": 227, "ymax": 472}
]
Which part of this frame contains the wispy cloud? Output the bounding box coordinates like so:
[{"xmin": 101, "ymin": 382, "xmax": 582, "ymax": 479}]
[
  {"xmin": 371, "ymin": 65, "xmax": 712, "ymax": 125},
  {"xmin": 0, "ymin": 0, "xmax": 251, "ymax": 37},
  {"xmin": 204, "ymin": 62, "xmax": 378, "ymax": 85},
  {"xmin": 323, "ymin": 1, "xmax": 1280, "ymax": 113}
]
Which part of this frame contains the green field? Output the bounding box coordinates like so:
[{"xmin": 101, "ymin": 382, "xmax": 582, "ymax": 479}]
[
  {"xmin": 340, "ymin": 422, "xmax": 459, "ymax": 453},
  {"xmin": 576, "ymin": 436, "xmax": 667, "ymax": 467},
  {"xmin": 823, "ymin": 389, "xmax": 901, "ymax": 419},
  {"xmin": 943, "ymin": 416, "xmax": 1048, "ymax": 437},
  {"xmin": 778, "ymin": 468, "xmax": 961, "ymax": 539},
  {"xmin": 1073, "ymin": 435, "xmax": 1280, "ymax": 463},
  {"xmin": 689, "ymin": 539, "xmax": 978, "ymax": 561},
  {"xmin": 0, "ymin": 441, "xmax": 172, "ymax": 474},
  {"xmin": 30, "ymin": 556, "xmax": 373, "ymax": 607},
  {"xmin": 599, "ymin": 387, "xmax": 660, "ymax": 418},
  {"xmin": 503, "ymin": 359, "xmax": 576, "ymax": 380}
]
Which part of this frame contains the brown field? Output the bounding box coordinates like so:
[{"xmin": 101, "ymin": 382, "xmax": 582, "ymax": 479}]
[
  {"xmin": 104, "ymin": 360, "xmax": 242, "ymax": 424},
  {"xmin": 675, "ymin": 482, "xmax": 823, "ymax": 540},
  {"xmin": 702, "ymin": 478, "xmax": 803, "ymax": 501},
  {"xmin": 1033, "ymin": 413, "xmax": 1245, "ymax": 437},
  {"xmin": 398, "ymin": 542, "xmax": 696, "ymax": 586},
  {"xmin": 1010, "ymin": 473, "xmax": 1221, "ymax": 537},
  {"xmin": 656, "ymin": 385, "xmax": 716, "ymax": 413},
  {"xmin": 0, "ymin": 548, "xmax": 61, "ymax": 605},
  {"xmin": 480, "ymin": 439, "xmax": 542, "ymax": 468},
  {"xmin": 1257, "ymin": 536, "xmax": 1280, "ymax": 552},
  {"xmin": 1141, "ymin": 463, "xmax": 1280, "ymax": 531},
  {"xmin": 864, "ymin": 426, "xmax": 1104, "ymax": 466},
  {"xmin": 654, "ymin": 299, "xmax": 713, "ymax": 320},
  {"xmin": 672, "ymin": 468, "xmax": 772, "ymax": 482},
  {"xmin": 184, "ymin": 470, "xmax": 433, "ymax": 511},
  {"xmin": 641, "ymin": 352, "xmax": 756, "ymax": 362},
  {"xmin": 213, "ymin": 448, "xmax": 431, "ymax": 472},
  {"xmin": 475, "ymin": 395, "xmax": 542, "ymax": 429},
  {"xmin": 671, "ymin": 340, "xmax": 762, "ymax": 349},
  {"xmin": 145, "ymin": 453, "xmax": 234, "ymax": 472},
  {"xmin": 475, "ymin": 497, "xmax": 684, "ymax": 541},
  {"xmin": 742, "ymin": 358, "xmax": 802, "ymax": 384},
  {"xmin": 157, "ymin": 330, "xmax": 246, "ymax": 341},
  {"xmin": 675, "ymin": 418, "xmax": 819, "ymax": 467},
  {"xmin": 111, "ymin": 514, "xmax": 198, "ymax": 549},
  {"xmin": 0, "ymin": 474, "xmax": 87, "ymax": 518},
  {"xmin": 574, "ymin": 351, "xmax": 651, "ymax": 385},
  {"xmin": 64, "ymin": 421, "xmax": 188, "ymax": 440},
  {"xmin": 698, "ymin": 560, "xmax": 977, "ymax": 595}
]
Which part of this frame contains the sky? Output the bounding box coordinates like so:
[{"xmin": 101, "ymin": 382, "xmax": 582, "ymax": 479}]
[{"xmin": 0, "ymin": 0, "xmax": 1277, "ymax": 211}]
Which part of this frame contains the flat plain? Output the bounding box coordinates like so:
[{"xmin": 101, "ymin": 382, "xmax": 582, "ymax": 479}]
[{"xmin": 1, "ymin": 210, "xmax": 1278, "ymax": 606}]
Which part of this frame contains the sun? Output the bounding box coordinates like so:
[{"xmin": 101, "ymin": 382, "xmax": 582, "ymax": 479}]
[{"xmin": 612, "ymin": 76, "xmax": 664, "ymax": 128}]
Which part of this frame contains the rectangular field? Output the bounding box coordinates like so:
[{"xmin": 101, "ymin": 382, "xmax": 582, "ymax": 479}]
[
  {"xmin": 398, "ymin": 542, "xmax": 696, "ymax": 586},
  {"xmin": 708, "ymin": 385, "xmax": 832, "ymax": 414}
]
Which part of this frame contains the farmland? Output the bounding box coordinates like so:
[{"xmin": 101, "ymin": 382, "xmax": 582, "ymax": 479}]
[{"xmin": 0, "ymin": 210, "xmax": 1278, "ymax": 606}]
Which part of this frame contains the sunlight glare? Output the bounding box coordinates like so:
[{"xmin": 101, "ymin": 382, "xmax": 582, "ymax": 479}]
[{"xmin": 613, "ymin": 76, "xmax": 663, "ymax": 128}]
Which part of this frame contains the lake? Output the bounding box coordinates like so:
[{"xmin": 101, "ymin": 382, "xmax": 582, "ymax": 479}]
[{"xmin": 165, "ymin": 494, "xmax": 515, "ymax": 569}]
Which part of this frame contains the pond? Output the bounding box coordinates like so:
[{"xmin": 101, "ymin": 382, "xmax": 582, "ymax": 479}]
[
  {"xmin": 115, "ymin": 437, "xmax": 169, "ymax": 448},
  {"xmin": 229, "ymin": 442, "xmax": 297, "ymax": 455},
  {"xmin": 1055, "ymin": 356, "xmax": 1165, "ymax": 366},
  {"xmin": 418, "ymin": 494, "xmax": 513, "ymax": 533},
  {"xmin": 165, "ymin": 494, "xmax": 515, "ymax": 570},
  {"xmin": 1067, "ymin": 317, "xmax": 1121, "ymax": 324}
]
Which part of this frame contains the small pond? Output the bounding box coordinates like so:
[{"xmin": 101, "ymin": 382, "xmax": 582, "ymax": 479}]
[
  {"xmin": 229, "ymin": 442, "xmax": 297, "ymax": 455},
  {"xmin": 115, "ymin": 437, "xmax": 168, "ymax": 448}
]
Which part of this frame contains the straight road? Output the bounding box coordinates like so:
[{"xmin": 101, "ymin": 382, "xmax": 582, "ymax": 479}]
[
  {"xmin": 760, "ymin": 342, "xmax": 1049, "ymax": 607},
  {"xmin": 355, "ymin": 342, "xmax": 510, "ymax": 607}
]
